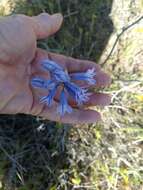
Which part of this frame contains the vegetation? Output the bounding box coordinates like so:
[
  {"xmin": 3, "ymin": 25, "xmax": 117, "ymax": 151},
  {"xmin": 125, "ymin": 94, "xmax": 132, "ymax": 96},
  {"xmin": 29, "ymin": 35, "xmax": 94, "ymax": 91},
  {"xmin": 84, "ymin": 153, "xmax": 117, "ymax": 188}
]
[{"xmin": 0, "ymin": 0, "xmax": 143, "ymax": 189}]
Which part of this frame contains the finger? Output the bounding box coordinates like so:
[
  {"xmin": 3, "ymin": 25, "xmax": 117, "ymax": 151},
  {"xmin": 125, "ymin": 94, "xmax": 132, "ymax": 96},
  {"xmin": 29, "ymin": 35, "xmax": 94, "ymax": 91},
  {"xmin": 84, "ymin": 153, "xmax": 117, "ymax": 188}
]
[
  {"xmin": 65, "ymin": 93, "xmax": 111, "ymax": 107},
  {"xmin": 69, "ymin": 70, "xmax": 111, "ymax": 88},
  {"xmin": 53, "ymin": 86, "xmax": 111, "ymax": 107},
  {"xmin": 49, "ymin": 53, "xmax": 111, "ymax": 87},
  {"xmin": 50, "ymin": 52, "xmax": 111, "ymax": 87},
  {"xmin": 95, "ymin": 71, "xmax": 111, "ymax": 87},
  {"xmin": 39, "ymin": 105, "xmax": 101, "ymax": 124},
  {"xmin": 29, "ymin": 94, "xmax": 101, "ymax": 124},
  {"xmin": 31, "ymin": 13, "xmax": 63, "ymax": 39},
  {"xmin": 47, "ymin": 52, "xmax": 101, "ymax": 72},
  {"xmin": 34, "ymin": 49, "xmax": 111, "ymax": 87},
  {"xmin": 82, "ymin": 93, "xmax": 111, "ymax": 106}
]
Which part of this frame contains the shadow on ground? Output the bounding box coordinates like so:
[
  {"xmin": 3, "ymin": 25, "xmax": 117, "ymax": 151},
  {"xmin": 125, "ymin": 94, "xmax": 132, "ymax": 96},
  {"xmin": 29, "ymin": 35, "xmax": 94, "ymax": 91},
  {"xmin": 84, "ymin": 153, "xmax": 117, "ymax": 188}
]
[
  {"xmin": 0, "ymin": 0, "xmax": 114, "ymax": 189},
  {"xmin": 0, "ymin": 114, "xmax": 71, "ymax": 189}
]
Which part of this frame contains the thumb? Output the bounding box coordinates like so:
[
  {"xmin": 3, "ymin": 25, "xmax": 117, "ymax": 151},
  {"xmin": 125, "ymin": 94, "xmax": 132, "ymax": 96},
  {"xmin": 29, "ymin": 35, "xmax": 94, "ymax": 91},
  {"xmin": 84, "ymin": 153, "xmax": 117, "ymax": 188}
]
[{"xmin": 31, "ymin": 13, "xmax": 63, "ymax": 39}]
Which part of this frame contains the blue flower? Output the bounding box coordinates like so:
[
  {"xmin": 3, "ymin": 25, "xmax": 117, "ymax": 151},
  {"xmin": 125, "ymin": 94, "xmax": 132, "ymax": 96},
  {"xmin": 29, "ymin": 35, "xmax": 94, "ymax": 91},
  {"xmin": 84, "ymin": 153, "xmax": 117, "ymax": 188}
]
[
  {"xmin": 31, "ymin": 59, "xmax": 96, "ymax": 116},
  {"xmin": 41, "ymin": 59, "xmax": 70, "ymax": 83},
  {"xmin": 52, "ymin": 69, "xmax": 70, "ymax": 83},
  {"xmin": 64, "ymin": 82, "xmax": 91, "ymax": 105},
  {"xmin": 41, "ymin": 59, "xmax": 64, "ymax": 72},
  {"xmin": 57, "ymin": 90, "xmax": 72, "ymax": 116},
  {"xmin": 70, "ymin": 68, "xmax": 96, "ymax": 85},
  {"xmin": 31, "ymin": 77, "xmax": 56, "ymax": 89},
  {"xmin": 40, "ymin": 83, "xmax": 58, "ymax": 106}
]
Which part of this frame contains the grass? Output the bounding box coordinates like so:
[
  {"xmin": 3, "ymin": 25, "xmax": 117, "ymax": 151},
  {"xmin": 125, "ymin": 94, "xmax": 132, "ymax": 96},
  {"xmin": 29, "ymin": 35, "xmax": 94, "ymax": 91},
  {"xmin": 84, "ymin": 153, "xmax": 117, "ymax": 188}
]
[{"xmin": 0, "ymin": 0, "xmax": 143, "ymax": 190}]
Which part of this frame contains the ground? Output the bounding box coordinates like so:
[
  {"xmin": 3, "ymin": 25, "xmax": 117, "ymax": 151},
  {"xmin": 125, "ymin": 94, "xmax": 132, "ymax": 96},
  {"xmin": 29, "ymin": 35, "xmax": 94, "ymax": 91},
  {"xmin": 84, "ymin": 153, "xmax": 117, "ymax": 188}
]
[{"xmin": 0, "ymin": 0, "xmax": 143, "ymax": 190}]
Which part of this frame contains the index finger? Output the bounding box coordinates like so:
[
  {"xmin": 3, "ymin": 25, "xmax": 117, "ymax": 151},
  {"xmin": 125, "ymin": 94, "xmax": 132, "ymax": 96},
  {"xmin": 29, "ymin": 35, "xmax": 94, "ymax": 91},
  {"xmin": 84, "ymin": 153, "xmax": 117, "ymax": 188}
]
[
  {"xmin": 34, "ymin": 49, "xmax": 111, "ymax": 87},
  {"xmin": 48, "ymin": 52, "xmax": 101, "ymax": 73},
  {"xmin": 48, "ymin": 52, "xmax": 111, "ymax": 87}
]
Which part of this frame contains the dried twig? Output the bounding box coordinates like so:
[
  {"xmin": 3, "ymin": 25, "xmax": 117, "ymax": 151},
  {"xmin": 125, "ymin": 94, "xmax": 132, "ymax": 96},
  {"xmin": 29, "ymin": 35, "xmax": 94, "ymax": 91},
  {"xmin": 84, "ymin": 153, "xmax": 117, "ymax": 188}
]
[{"xmin": 102, "ymin": 15, "xmax": 143, "ymax": 66}]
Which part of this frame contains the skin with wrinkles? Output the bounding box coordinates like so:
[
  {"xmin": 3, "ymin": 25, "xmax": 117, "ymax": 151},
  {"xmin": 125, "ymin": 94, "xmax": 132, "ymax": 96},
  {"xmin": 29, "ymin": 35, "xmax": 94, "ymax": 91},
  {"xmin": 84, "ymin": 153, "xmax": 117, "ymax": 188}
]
[{"xmin": 0, "ymin": 13, "xmax": 111, "ymax": 124}]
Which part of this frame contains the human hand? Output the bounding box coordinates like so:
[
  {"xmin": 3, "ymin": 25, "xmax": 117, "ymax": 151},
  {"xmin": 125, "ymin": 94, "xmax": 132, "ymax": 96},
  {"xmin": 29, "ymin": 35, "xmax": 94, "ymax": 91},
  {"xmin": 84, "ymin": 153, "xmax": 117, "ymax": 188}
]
[{"xmin": 0, "ymin": 13, "xmax": 111, "ymax": 124}]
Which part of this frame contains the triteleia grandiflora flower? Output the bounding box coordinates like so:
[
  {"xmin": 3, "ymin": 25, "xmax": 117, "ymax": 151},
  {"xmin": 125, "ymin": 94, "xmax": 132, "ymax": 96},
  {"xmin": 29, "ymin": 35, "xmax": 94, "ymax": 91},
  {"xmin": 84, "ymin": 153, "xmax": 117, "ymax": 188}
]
[{"xmin": 31, "ymin": 59, "xmax": 96, "ymax": 116}]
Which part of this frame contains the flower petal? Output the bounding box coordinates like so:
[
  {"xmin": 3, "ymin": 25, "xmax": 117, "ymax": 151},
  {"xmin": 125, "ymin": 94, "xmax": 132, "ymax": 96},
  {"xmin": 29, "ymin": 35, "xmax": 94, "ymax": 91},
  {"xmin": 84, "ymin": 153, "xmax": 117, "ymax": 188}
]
[
  {"xmin": 64, "ymin": 82, "xmax": 91, "ymax": 105},
  {"xmin": 52, "ymin": 69, "xmax": 70, "ymax": 83},
  {"xmin": 40, "ymin": 83, "xmax": 58, "ymax": 106},
  {"xmin": 41, "ymin": 59, "xmax": 64, "ymax": 72},
  {"xmin": 70, "ymin": 68, "xmax": 96, "ymax": 85},
  {"xmin": 57, "ymin": 90, "xmax": 72, "ymax": 116},
  {"xmin": 31, "ymin": 77, "xmax": 55, "ymax": 89}
]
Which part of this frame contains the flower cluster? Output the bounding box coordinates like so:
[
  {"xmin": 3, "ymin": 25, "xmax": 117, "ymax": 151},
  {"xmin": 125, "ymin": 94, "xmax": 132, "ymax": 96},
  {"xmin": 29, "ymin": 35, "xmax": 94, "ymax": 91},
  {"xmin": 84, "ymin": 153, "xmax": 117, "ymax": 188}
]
[{"xmin": 31, "ymin": 59, "xmax": 96, "ymax": 116}]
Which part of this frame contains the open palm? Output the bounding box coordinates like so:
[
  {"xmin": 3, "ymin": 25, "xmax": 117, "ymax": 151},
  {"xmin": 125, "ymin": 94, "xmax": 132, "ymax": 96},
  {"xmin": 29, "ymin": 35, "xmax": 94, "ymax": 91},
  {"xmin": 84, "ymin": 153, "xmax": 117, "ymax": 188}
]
[{"xmin": 0, "ymin": 13, "xmax": 111, "ymax": 124}]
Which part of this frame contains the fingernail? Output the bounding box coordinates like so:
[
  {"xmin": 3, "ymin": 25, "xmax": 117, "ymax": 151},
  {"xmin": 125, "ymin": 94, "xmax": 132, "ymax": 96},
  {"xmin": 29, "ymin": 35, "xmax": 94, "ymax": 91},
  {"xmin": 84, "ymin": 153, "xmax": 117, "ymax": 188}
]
[{"xmin": 51, "ymin": 13, "xmax": 63, "ymax": 23}]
